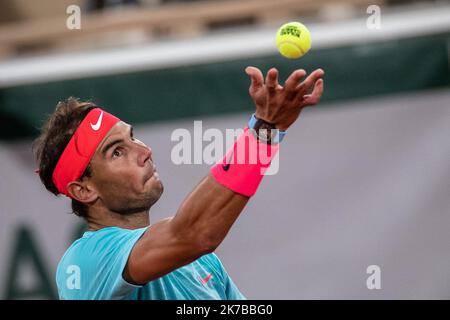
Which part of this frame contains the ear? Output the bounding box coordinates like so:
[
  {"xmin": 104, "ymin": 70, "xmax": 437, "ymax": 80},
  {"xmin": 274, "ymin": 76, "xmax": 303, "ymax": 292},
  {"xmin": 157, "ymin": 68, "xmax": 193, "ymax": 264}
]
[{"xmin": 67, "ymin": 180, "xmax": 98, "ymax": 204}]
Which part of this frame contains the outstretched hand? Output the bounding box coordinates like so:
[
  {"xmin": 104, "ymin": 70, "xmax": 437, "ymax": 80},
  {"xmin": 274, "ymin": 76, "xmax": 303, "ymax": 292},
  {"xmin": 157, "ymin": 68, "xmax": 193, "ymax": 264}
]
[{"xmin": 245, "ymin": 66, "xmax": 324, "ymax": 131}]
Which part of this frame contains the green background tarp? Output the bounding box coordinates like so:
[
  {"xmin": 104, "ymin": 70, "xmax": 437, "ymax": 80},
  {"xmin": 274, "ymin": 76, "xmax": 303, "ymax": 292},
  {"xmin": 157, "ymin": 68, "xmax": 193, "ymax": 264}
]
[{"xmin": 1, "ymin": 33, "xmax": 449, "ymax": 140}]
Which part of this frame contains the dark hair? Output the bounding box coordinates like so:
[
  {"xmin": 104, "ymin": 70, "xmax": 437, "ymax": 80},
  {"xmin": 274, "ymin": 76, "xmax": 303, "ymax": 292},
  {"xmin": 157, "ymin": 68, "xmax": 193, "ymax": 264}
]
[{"xmin": 33, "ymin": 97, "xmax": 97, "ymax": 218}]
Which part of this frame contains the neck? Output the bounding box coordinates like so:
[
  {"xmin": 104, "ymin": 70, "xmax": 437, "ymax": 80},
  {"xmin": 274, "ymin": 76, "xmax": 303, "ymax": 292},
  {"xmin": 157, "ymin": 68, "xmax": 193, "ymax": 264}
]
[{"xmin": 86, "ymin": 209, "xmax": 150, "ymax": 231}]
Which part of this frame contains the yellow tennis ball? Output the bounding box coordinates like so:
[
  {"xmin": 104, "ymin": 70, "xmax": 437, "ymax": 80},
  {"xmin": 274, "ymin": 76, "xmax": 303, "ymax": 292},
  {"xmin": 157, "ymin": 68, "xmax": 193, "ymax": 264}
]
[{"xmin": 276, "ymin": 22, "xmax": 311, "ymax": 59}]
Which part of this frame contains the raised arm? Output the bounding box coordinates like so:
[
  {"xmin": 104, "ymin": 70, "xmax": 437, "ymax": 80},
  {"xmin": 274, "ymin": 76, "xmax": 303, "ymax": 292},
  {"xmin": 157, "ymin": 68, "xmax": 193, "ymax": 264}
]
[{"xmin": 124, "ymin": 67, "xmax": 324, "ymax": 284}]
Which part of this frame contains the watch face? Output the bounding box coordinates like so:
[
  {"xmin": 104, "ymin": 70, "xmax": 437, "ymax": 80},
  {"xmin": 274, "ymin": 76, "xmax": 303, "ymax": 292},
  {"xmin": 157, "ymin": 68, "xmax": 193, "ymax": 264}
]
[{"xmin": 255, "ymin": 120, "xmax": 276, "ymax": 143}]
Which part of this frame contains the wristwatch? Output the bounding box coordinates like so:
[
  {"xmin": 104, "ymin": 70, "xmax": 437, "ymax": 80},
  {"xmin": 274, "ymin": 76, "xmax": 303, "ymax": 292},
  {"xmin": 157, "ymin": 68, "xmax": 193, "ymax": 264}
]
[{"xmin": 248, "ymin": 114, "xmax": 286, "ymax": 144}]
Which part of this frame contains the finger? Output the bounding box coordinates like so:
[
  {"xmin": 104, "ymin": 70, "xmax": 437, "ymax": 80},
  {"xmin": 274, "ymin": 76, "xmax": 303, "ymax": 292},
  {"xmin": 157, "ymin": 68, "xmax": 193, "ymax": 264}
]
[
  {"xmin": 301, "ymin": 78, "xmax": 324, "ymax": 106},
  {"xmin": 265, "ymin": 68, "xmax": 279, "ymax": 95},
  {"xmin": 245, "ymin": 66, "xmax": 264, "ymax": 91},
  {"xmin": 295, "ymin": 68, "xmax": 325, "ymax": 96},
  {"xmin": 284, "ymin": 69, "xmax": 306, "ymax": 93}
]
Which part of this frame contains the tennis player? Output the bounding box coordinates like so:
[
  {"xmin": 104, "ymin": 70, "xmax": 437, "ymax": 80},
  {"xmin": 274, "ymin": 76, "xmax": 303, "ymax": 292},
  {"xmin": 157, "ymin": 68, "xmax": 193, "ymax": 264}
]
[{"xmin": 34, "ymin": 66, "xmax": 324, "ymax": 299}]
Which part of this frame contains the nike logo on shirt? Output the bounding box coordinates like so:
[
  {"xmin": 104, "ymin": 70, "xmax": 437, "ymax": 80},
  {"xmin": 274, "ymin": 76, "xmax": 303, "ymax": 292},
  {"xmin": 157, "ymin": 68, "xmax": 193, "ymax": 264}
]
[{"xmin": 199, "ymin": 273, "xmax": 213, "ymax": 284}]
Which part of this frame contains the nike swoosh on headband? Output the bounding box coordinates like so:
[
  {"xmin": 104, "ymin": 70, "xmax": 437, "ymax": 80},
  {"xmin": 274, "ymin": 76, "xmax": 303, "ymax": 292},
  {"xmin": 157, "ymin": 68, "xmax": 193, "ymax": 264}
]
[{"xmin": 90, "ymin": 111, "xmax": 104, "ymax": 131}]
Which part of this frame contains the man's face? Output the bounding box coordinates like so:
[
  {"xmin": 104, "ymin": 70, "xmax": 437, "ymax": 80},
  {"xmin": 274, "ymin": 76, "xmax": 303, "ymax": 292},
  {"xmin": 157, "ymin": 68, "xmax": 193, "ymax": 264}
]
[{"xmin": 88, "ymin": 121, "xmax": 163, "ymax": 215}]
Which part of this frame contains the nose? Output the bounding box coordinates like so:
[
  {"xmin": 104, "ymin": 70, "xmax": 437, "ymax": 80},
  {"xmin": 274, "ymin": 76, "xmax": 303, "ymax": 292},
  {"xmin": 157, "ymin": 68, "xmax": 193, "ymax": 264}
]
[{"xmin": 137, "ymin": 144, "xmax": 152, "ymax": 167}]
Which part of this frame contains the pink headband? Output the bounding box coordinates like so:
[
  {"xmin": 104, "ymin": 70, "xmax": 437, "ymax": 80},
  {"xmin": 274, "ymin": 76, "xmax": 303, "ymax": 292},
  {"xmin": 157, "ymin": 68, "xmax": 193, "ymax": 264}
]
[{"xmin": 52, "ymin": 108, "xmax": 120, "ymax": 196}]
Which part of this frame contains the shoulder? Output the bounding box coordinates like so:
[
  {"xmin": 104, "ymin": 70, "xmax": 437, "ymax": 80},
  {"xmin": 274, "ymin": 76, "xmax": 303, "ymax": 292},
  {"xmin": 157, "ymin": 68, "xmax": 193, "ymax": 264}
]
[
  {"xmin": 56, "ymin": 227, "xmax": 147, "ymax": 297},
  {"xmin": 58, "ymin": 227, "xmax": 146, "ymax": 263},
  {"xmin": 198, "ymin": 252, "xmax": 225, "ymax": 272}
]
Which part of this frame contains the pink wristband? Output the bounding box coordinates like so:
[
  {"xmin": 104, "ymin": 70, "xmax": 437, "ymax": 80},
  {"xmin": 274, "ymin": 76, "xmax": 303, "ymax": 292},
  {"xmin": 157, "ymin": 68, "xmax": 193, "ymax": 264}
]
[{"xmin": 210, "ymin": 127, "xmax": 279, "ymax": 197}]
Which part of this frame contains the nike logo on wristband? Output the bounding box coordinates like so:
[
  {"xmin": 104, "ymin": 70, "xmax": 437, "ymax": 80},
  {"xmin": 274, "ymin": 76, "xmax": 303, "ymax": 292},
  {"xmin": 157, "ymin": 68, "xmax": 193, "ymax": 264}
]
[
  {"xmin": 90, "ymin": 111, "xmax": 104, "ymax": 131},
  {"xmin": 222, "ymin": 151, "xmax": 234, "ymax": 171}
]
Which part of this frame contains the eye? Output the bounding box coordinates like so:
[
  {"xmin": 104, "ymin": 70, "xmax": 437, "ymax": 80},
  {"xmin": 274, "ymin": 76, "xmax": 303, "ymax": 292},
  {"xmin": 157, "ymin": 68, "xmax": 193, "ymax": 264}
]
[{"xmin": 112, "ymin": 148, "xmax": 123, "ymax": 158}]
